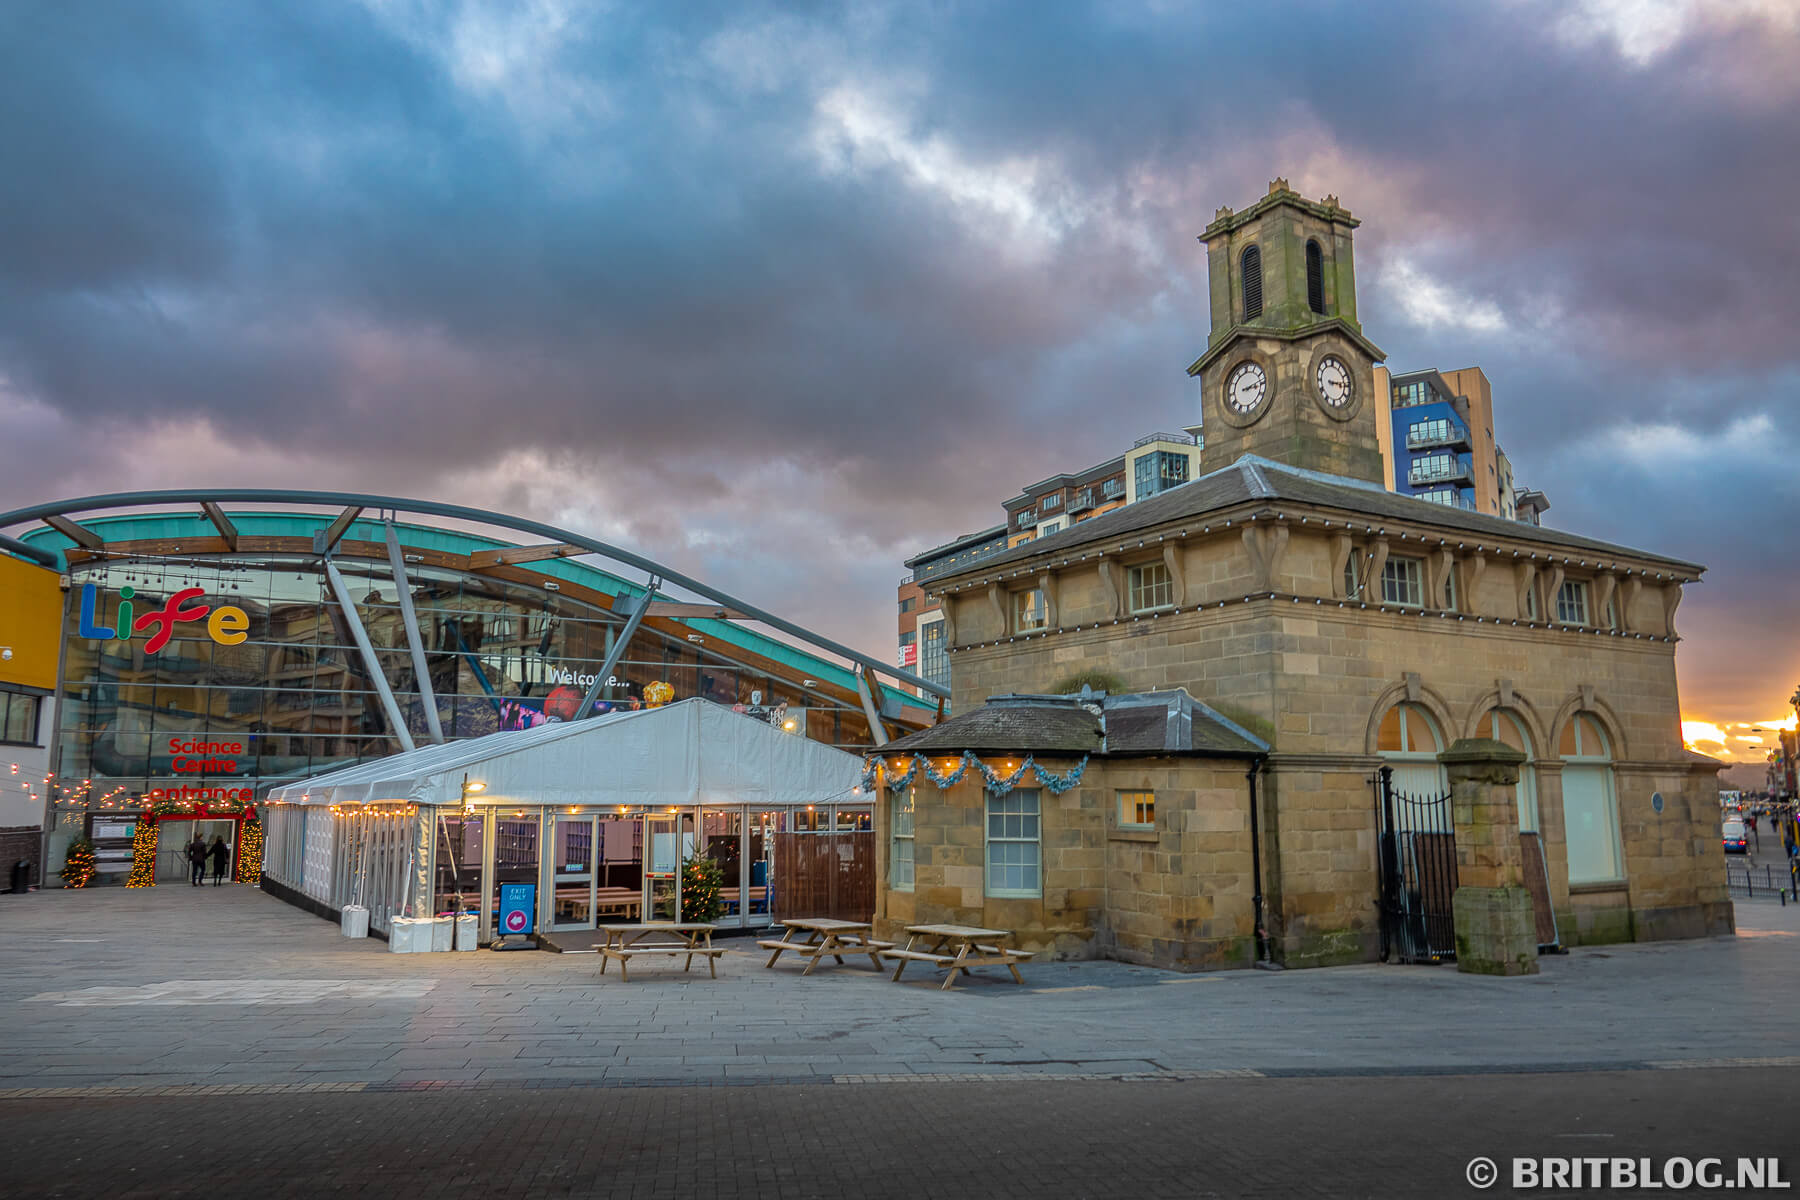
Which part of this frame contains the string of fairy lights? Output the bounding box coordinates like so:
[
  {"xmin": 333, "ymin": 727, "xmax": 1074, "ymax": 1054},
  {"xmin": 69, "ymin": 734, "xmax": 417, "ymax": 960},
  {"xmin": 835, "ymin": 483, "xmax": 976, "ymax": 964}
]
[{"xmin": 4, "ymin": 763, "xmax": 137, "ymax": 812}]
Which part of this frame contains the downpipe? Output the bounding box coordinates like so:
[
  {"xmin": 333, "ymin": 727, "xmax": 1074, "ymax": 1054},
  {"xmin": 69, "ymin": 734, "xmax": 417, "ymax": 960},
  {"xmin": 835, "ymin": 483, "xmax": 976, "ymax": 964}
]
[{"xmin": 1248, "ymin": 759, "xmax": 1282, "ymax": 970}]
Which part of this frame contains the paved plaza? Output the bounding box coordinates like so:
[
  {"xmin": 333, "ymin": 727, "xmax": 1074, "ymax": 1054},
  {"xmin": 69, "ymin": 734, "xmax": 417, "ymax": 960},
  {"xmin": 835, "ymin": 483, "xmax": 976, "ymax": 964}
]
[
  {"xmin": 2, "ymin": 887, "xmax": 1797, "ymax": 1198},
  {"xmin": 3, "ymin": 887, "xmax": 1798, "ymax": 1089}
]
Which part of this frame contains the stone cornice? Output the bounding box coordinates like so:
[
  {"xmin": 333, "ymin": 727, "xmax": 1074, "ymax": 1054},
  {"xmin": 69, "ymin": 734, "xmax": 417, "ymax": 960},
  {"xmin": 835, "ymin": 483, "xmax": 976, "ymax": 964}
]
[
  {"xmin": 928, "ymin": 504, "xmax": 1701, "ymax": 599},
  {"xmin": 947, "ymin": 589, "xmax": 1682, "ymax": 653},
  {"xmin": 1203, "ymin": 187, "xmax": 1358, "ymax": 238},
  {"xmin": 1187, "ymin": 316, "xmax": 1386, "ymax": 377}
]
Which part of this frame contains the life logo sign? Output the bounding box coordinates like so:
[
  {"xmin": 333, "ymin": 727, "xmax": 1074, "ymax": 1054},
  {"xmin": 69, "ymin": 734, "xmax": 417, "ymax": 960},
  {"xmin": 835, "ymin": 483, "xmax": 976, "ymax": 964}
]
[{"xmin": 78, "ymin": 583, "xmax": 250, "ymax": 654}]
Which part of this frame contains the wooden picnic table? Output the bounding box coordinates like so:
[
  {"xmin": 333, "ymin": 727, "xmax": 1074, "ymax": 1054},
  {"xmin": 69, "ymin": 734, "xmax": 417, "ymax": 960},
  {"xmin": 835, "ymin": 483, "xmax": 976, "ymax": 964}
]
[
  {"xmin": 597, "ymin": 922, "xmax": 722, "ymax": 981},
  {"xmin": 758, "ymin": 917, "xmax": 894, "ymax": 975},
  {"xmin": 883, "ymin": 923, "xmax": 1033, "ymax": 990}
]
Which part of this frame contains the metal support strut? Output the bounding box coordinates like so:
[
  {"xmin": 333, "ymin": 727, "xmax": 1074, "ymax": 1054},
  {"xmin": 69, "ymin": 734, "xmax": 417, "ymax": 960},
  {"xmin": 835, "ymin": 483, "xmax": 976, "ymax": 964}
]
[
  {"xmin": 579, "ymin": 576, "xmax": 660, "ymax": 718},
  {"xmin": 323, "ymin": 555, "xmax": 417, "ymax": 753}
]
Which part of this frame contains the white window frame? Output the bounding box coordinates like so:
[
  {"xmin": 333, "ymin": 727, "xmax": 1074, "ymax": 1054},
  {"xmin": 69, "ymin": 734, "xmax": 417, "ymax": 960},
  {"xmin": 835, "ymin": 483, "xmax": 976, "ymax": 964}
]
[
  {"xmin": 984, "ymin": 788, "xmax": 1042, "ymax": 898},
  {"xmin": 1557, "ymin": 580, "xmax": 1591, "ymax": 626},
  {"xmin": 1343, "ymin": 552, "xmax": 1363, "ymax": 600},
  {"xmin": 1041, "ymin": 493, "xmax": 1060, "ymax": 511},
  {"xmin": 1040, "ymin": 519, "xmax": 1062, "ymax": 536},
  {"xmin": 1117, "ymin": 790, "xmax": 1155, "ymax": 830},
  {"xmin": 1381, "ymin": 556, "xmax": 1424, "ymax": 607},
  {"xmin": 1013, "ymin": 589, "xmax": 1047, "ymax": 633},
  {"xmin": 1127, "ymin": 561, "xmax": 1174, "ymax": 614},
  {"xmin": 890, "ymin": 787, "xmax": 915, "ymax": 891}
]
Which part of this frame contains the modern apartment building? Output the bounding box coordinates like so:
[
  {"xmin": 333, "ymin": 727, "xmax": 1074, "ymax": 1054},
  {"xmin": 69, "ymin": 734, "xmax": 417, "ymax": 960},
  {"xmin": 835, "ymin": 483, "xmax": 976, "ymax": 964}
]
[
  {"xmin": 1372, "ymin": 365, "xmax": 1543, "ymax": 520},
  {"xmin": 897, "ymin": 432, "xmax": 1204, "ymax": 698},
  {"xmin": 898, "ymin": 525, "xmax": 1008, "ymax": 698},
  {"xmin": 1004, "ymin": 433, "xmax": 1203, "ymax": 549}
]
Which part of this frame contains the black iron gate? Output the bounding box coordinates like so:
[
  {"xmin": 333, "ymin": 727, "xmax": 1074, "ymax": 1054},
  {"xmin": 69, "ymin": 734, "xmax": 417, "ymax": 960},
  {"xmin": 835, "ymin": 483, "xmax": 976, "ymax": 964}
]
[{"xmin": 1376, "ymin": 766, "xmax": 1459, "ymax": 964}]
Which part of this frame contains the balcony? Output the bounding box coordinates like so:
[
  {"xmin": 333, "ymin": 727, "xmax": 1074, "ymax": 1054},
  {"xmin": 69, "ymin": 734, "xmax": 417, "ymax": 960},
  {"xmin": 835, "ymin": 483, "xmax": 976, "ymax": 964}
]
[
  {"xmin": 1101, "ymin": 479, "xmax": 1125, "ymax": 500},
  {"xmin": 1014, "ymin": 510, "xmax": 1038, "ymax": 528},
  {"xmin": 1405, "ymin": 421, "xmax": 1472, "ymax": 451},
  {"xmin": 1068, "ymin": 490, "xmax": 1095, "ymax": 514},
  {"xmin": 1408, "ymin": 459, "xmax": 1473, "ymax": 488},
  {"xmin": 1132, "ymin": 431, "xmax": 1198, "ymax": 448},
  {"xmin": 1413, "ymin": 489, "xmax": 1477, "ymax": 511}
]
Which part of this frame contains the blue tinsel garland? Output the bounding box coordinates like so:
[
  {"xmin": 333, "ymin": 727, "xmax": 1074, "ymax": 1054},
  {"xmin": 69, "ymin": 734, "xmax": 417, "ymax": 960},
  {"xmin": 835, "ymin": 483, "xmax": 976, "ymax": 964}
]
[{"xmin": 863, "ymin": 751, "xmax": 1088, "ymax": 797}]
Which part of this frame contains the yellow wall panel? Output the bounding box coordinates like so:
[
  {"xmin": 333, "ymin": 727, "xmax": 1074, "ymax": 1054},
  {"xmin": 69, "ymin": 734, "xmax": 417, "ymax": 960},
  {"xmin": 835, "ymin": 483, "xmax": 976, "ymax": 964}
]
[{"xmin": 0, "ymin": 554, "xmax": 64, "ymax": 691}]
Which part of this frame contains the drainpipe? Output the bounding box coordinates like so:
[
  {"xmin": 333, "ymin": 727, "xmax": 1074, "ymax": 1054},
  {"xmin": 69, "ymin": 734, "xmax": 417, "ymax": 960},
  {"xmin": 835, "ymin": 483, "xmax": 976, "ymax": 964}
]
[{"xmin": 1247, "ymin": 757, "xmax": 1281, "ymax": 970}]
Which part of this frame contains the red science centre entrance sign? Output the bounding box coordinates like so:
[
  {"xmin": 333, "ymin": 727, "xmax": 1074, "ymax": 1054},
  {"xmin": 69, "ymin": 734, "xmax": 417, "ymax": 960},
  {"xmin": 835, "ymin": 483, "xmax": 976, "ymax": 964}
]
[{"xmin": 78, "ymin": 583, "xmax": 250, "ymax": 654}]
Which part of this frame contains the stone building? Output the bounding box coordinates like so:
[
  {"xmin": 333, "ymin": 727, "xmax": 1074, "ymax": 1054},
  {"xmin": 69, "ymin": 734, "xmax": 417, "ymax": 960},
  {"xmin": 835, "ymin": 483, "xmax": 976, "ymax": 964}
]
[{"xmin": 871, "ymin": 182, "xmax": 1728, "ymax": 970}]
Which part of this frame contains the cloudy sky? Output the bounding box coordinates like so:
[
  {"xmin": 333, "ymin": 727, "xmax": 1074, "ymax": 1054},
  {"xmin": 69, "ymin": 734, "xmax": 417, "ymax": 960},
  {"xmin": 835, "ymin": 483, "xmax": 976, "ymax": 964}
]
[{"xmin": 2, "ymin": 0, "xmax": 1796, "ymax": 760}]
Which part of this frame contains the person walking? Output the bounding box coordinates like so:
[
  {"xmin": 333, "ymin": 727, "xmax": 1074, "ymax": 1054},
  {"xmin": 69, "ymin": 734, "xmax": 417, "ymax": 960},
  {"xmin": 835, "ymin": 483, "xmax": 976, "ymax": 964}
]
[
  {"xmin": 209, "ymin": 835, "xmax": 230, "ymax": 887},
  {"xmin": 187, "ymin": 833, "xmax": 208, "ymax": 887}
]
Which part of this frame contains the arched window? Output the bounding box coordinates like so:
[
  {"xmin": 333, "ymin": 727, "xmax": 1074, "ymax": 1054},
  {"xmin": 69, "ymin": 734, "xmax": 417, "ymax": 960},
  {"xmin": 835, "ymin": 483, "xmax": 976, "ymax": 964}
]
[
  {"xmin": 1377, "ymin": 702, "xmax": 1446, "ymax": 797},
  {"xmin": 1480, "ymin": 708, "xmax": 1538, "ymax": 832},
  {"xmin": 1560, "ymin": 713, "xmax": 1623, "ymax": 885},
  {"xmin": 1241, "ymin": 245, "xmax": 1263, "ymax": 320},
  {"xmin": 1306, "ymin": 239, "xmax": 1325, "ymax": 314}
]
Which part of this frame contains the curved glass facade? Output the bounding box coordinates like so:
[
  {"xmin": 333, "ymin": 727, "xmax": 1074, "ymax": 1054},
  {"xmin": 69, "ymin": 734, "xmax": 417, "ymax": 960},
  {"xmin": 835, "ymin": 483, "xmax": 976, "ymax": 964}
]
[{"xmin": 36, "ymin": 518, "xmax": 902, "ymax": 875}]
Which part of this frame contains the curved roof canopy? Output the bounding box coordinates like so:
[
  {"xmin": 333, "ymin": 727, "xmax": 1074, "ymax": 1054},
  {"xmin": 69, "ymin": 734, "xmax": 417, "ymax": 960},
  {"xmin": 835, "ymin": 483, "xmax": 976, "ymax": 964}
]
[{"xmin": 0, "ymin": 488, "xmax": 944, "ymax": 704}]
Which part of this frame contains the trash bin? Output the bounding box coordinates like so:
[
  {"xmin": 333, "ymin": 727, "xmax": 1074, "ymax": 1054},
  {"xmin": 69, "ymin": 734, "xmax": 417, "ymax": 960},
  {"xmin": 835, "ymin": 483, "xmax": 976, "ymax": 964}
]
[
  {"xmin": 9, "ymin": 858, "xmax": 31, "ymax": 894},
  {"xmin": 340, "ymin": 905, "xmax": 370, "ymax": 938},
  {"xmin": 454, "ymin": 913, "xmax": 478, "ymax": 951}
]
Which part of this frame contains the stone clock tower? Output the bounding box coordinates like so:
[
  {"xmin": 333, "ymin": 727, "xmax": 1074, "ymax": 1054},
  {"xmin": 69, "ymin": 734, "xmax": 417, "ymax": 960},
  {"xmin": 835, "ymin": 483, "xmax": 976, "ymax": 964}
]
[{"xmin": 1188, "ymin": 180, "xmax": 1386, "ymax": 483}]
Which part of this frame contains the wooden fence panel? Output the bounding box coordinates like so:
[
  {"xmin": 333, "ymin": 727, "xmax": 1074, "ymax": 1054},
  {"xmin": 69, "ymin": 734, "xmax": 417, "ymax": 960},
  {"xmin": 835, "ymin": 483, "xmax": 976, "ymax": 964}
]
[{"xmin": 772, "ymin": 832, "xmax": 875, "ymax": 922}]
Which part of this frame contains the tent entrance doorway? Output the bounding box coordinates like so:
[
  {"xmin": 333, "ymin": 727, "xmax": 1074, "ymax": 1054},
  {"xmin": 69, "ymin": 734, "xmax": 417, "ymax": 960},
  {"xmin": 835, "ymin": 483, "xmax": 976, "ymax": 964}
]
[
  {"xmin": 156, "ymin": 820, "xmax": 236, "ymax": 883},
  {"xmin": 547, "ymin": 814, "xmax": 645, "ymax": 931}
]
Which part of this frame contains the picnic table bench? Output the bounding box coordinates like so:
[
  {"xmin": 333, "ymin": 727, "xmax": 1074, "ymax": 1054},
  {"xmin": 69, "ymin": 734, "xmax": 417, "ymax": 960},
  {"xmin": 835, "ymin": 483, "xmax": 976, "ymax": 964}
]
[
  {"xmin": 883, "ymin": 924, "xmax": 1033, "ymax": 990},
  {"xmin": 758, "ymin": 918, "xmax": 894, "ymax": 975},
  {"xmin": 597, "ymin": 922, "xmax": 722, "ymax": 981}
]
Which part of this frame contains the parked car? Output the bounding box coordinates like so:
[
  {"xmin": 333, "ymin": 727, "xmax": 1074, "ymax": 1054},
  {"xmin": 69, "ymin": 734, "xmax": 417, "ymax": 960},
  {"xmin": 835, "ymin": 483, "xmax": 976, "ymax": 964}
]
[{"xmin": 1721, "ymin": 820, "xmax": 1749, "ymax": 854}]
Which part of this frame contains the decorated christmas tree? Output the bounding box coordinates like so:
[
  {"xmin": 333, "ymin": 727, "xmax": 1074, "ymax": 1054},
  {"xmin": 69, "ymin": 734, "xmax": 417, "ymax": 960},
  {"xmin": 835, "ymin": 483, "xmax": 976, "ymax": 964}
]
[
  {"xmin": 125, "ymin": 819, "xmax": 160, "ymax": 888},
  {"xmin": 681, "ymin": 853, "xmax": 723, "ymax": 923},
  {"xmin": 235, "ymin": 816, "xmax": 264, "ymax": 883},
  {"xmin": 60, "ymin": 838, "xmax": 96, "ymax": 889}
]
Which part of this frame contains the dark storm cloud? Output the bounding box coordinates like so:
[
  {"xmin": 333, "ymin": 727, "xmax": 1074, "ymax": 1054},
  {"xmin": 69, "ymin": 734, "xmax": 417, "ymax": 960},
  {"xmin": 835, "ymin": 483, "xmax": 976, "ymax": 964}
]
[{"xmin": 1, "ymin": 0, "xmax": 1795, "ymax": 725}]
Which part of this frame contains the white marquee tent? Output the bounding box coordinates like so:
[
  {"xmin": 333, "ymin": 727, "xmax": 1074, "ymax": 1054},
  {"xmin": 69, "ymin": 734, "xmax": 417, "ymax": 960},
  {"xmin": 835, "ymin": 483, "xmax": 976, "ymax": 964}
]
[{"xmin": 264, "ymin": 697, "xmax": 867, "ymax": 810}]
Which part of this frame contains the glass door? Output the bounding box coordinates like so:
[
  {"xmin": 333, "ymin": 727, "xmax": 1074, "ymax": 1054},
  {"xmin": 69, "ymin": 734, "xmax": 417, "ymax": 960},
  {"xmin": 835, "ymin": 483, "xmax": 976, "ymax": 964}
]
[
  {"xmin": 702, "ymin": 809, "xmax": 744, "ymax": 927},
  {"xmin": 642, "ymin": 812, "xmax": 694, "ymax": 922},
  {"xmin": 550, "ymin": 815, "xmax": 597, "ymax": 930}
]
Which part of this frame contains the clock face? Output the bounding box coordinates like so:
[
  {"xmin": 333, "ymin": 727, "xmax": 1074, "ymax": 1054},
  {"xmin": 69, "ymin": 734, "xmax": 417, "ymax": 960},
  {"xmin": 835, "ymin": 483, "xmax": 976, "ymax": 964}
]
[
  {"xmin": 1315, "ymin": 356, "xmax": 1353, "ymax": 407},
  {"xmin": 1224, "ymin": 361, "xmax": 1267, "ymax": 415}
]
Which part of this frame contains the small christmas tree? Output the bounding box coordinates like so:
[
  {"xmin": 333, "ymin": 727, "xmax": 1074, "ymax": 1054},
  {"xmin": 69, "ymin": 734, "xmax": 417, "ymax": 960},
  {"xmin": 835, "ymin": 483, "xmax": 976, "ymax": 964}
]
[
  {"xmin": 60, "ymin": 838, "xmax": 96, "ymax": 889},
  {"xmin": 235, "ymin": 816, "xmax": 264, "ymax": 883},
  {"xmin": 681, "ymin": 853, "xmax": 723, "ymax": 923}
]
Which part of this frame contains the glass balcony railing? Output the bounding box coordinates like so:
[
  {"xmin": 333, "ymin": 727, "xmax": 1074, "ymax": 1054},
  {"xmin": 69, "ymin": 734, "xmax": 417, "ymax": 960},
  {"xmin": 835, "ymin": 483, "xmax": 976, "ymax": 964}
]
[
  {"xmin": 1408, "ymin": 459, "xmax": 1473, "ymax": 487},
  {"xmin": 1405, "ymin": 422, "xmax": 1472, "ymax": 451}
]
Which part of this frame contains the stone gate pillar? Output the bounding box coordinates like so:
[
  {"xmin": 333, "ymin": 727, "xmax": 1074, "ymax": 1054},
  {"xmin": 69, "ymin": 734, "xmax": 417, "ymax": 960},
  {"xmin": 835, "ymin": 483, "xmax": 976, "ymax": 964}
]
[{"xmin": 1439, "ymin": 738, "xmax": 1538, "ymax": 976}]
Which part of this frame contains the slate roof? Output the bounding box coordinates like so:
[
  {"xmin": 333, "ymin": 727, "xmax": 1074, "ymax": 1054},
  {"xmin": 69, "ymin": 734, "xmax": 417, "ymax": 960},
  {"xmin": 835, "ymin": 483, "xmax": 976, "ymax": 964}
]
[
  {"xmin": 933, "ymin": 454, "xmax": 1703, "ymax": 582},
  {"xmin": 883, "ymin": 689, "xmax": 1269, "ymax": 759}
]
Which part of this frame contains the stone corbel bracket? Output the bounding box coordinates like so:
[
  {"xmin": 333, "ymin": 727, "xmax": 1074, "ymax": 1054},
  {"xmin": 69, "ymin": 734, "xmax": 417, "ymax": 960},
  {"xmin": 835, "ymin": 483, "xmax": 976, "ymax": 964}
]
[
  {"xmin": 1621, "ymin": 576, "xmax": 1642, "ymax": 633},
  {"xmin": 1038, "ymin": 572, "xmax": 1059, "ymax": 629},
  {"xmin": 1329, "ymin": 533, "xmax": 1354, "ymax": 600},
  {"xmin": 1461, "ymin": 553, "xmax": 1487, "ymax": 615},
  {"xmin": 1162, "ymin": 543, "xmax": 1187, "ymax": 608},
  {"xmin": 1515, "ymin": 561, "xmax": 1538, "ymax": 619},
  {"xmin": 1097, "ymin": 555, "xmax": 1124, "ymax": 620},
  {"xmin": 1662, "ymin": 582, "xmax": 1682, "ymax": 638},
  {"xmin": 1242, "ymin": 523, "xmax": 1290, "ymax": 592}
]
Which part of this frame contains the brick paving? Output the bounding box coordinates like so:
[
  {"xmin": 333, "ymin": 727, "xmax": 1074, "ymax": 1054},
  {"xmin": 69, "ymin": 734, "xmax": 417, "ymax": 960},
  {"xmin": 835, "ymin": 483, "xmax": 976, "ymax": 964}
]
[{"xmin": 3, "ymin": 1068, "xmax": 1793, "ymax": 1198}]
